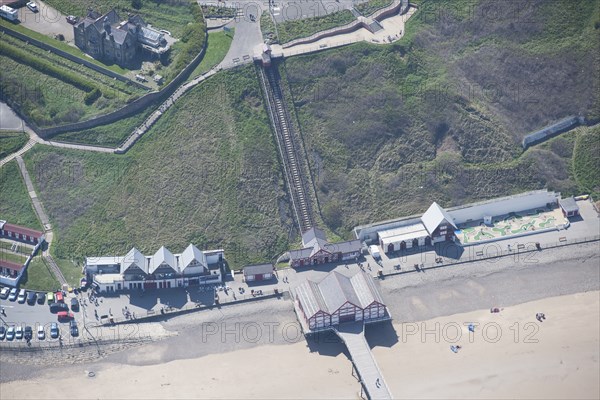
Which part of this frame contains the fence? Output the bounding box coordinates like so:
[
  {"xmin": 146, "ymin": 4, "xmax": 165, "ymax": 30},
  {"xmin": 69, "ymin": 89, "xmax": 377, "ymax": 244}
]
[{"xmin": 378, "ymin": 234, "xmax": 600, "ymax": 279}]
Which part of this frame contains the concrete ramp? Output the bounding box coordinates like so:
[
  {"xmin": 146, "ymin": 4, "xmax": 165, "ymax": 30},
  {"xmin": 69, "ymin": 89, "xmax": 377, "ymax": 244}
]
[{"xmin": 336, "ymin": 322, "xmax": 392, "ymax": 399}]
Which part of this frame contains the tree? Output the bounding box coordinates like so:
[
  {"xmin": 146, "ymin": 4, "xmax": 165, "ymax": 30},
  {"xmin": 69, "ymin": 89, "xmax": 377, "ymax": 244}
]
[{"xmin": 131, "ymin": 0, "xmax": 142, "ymax": 10}]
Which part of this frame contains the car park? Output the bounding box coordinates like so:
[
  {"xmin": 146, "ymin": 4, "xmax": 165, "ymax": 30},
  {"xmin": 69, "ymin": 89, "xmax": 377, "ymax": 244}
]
[
  {"xmin": 26, "ymin": 2, "xmax": 38, "ymax": 12},
  {"xmin": 70, "ymin": 297, "xmax": 79, "ymax": 312},
  {"xmin": 37, "ymin": 292, "xmax": 46, "ymax": 305},
  {"xmin": 69, "ymin": 320, "xmax": 79, "ymax": 337},
  {"xmin": 47, "ymin": 291, "xmax": 55, "ymax": 304},
  {"xmin": 0, "ymin": 287, "xmax": 9, "ymax": 299},
  {"xmin": 37, "ymin": 325, "xmax": 45, "ymax": 340},
  {"xmin": 49, "ymin": 323, "xmax": 59, "ymax": 339},
  {"xmin": 8, "ymin": 288, "xmax": 18, "ymax": 301},
  {"xmin": 17, "ymin": 289, "xmax": 26, "ymax": 303},
  {"xmin": 26, "ymin": 291, "xmax": 37, "ymax": 305},
  {"xmin": 0, "ymin": 326, "xmax": 6, "ymax": 340},
  {"xmin": 6, "ymin": 326, "xmax": 15, "ymax": 340},
  {"xmin": 57, "ymin": 311, "xmax": 74, "ymax": 322},
  {"xmin": 15, "ymin": 325, "xmax": 23, "ymax": 339},
  {"xmin": 24, "ymin": 326, "xmax": 33, "ymax": 340},
  {"xmin": 50, "ymin": 302, "xmax": 69, "ymax": 313}
]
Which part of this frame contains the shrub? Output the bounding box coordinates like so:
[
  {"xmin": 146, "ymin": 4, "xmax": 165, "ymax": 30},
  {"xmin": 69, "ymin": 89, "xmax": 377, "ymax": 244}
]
[{"xmin": 84, "ymin": 88, "xmax": 101, "ymax": 105}]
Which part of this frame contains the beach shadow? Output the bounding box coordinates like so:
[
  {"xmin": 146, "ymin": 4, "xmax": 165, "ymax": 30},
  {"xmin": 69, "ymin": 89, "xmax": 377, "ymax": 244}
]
[
  {"xmin": 306, "ymin": 330, "xmax": 347, "ymax": 358},
  {"xmin": 157, "ymin": 289, "xmax": 190, "ymax": 309},
  {"xmin": 246, "ymin": 278, "xmax": 278, "ymax": 287},
  {"xmin": 365, "ymin": 320, "xmax": 399, "ymax": 349},
  {"xmin": 434, "ymin": 242, "xmax": 464, "ymax": 260},
  {"xmin": 188, "ymin": 288, "xmax": 215, "ymax": 306},
  {"xmin": 128, "ymin": 291, "xmax": 159, "ymax": 310}
]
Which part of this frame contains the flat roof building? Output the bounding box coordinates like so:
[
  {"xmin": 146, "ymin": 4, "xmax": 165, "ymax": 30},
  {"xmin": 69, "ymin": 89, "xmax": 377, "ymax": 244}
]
[{"xmin": 287, "ymin": 227, "xmax": 362, "ymax": 268}]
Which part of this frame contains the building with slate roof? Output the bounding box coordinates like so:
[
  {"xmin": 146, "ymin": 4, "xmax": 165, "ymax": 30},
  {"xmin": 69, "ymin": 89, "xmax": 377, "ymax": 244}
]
[
  {"xmin": 74, "ymin": 9, "xmax": 170, "ymax": 67},
  {"xmin": 287, "ymin": 227, "xmax": 362, "ymax": 268},
  {"xmin": 85, "ymin": 244, "xmax": 224, "ymax": 293},
  {"xmin": 294, "ymin": 271, "xmax": 388, "ymax": 332}
]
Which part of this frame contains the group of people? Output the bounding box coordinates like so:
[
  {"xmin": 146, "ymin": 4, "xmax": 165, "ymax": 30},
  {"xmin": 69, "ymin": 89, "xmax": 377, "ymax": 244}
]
[{"xmin": 536, "ymin": 312, "xmax": 547, "ymax": 322}]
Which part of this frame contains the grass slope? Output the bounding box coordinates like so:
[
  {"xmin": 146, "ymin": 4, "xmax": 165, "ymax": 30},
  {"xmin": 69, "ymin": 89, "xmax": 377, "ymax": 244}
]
[
  {"xmin": 0, "ymin": 160, "xmax": 41, "ymax": 229},
  {"xmin": 187, "ymin": 29, "xmax": 234, "ymax": 81},
  {"xmin": 284, "ymin": 0, "xmax": 599, "ymax": 235},
  {"xmin": 23, "ymin": 66, "xmax": 293, "ymax": 269},
  {"xmin": 573, "ymin": 126, "xmax": 600, "ymax": 199},
  {"xmin": 274, "ymin": 10, "xmax": 356, "ymax": 44},
  {"xmin": 0, "ymin": 131, "xmax": 27, "ymax": 159}
]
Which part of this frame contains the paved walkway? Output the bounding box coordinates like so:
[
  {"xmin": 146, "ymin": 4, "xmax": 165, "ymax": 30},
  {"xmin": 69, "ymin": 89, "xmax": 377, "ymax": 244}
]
[
  {"xmin": 336, "ymin": 322, "xmax": 392, "ymax": 400},
  {"xmin": 14, "ymin": 155, "xmax": 66, "ymax": 286}
]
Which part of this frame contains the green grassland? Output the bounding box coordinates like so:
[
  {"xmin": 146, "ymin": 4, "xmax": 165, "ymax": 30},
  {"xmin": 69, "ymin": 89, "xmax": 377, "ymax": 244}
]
[
  {"xmin": 187, "ymin": 29, "xmax": 234, "ymax": 81},
  {"xmin": 284, "ymin": 0, "xmax": 599, "ymax": 236},
  {"xmin": 44, "ymin": 0, "xmax": 196, "ymax": 38},
  {"xmin": 355, "ymin": 0, "xmax": 393, "ymax": 17},
  {"xmin": 0, "ymin": 34, "xmax": 146, "ymax": 128},
  {"xmin": 0, "ymin": 160, "xmax": 41, "ymax": 229},
  {"xmin": 0, "ymin": 131, "xmax": 28, "ymax": 159},
  {"xmin": 49, "ymin": 107, "xmax": 155, "ymax": 147},
  {"xmin": 23, "ymin": 66, "xmax": 293, "ymax": 269},
  {"xmin": 20, "ymin": 256, "xmax": 61, "ymax": 291},
  {"xmin": 274, "ymin": 10, "xmax": 356, "ymax": 44},
  {"xmin": 573, "ymin": 126, "xmax": 600, "ymax": 199}
]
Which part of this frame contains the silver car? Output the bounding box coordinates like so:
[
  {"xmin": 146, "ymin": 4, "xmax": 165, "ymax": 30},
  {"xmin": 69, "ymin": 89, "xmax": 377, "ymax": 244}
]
[
  {"xmin": 37, "ymin": 325, "xmax": 45, "ymax": 340},
  {"xmin": 6, "ymin": 326, "xmax": 15, "ymax": 340}
]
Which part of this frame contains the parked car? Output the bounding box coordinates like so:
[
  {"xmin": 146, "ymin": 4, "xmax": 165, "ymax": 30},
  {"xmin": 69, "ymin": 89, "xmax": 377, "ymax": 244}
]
[
  {"xmin": 26, "ymin": 2, "xmax": 38, "ymax": 12},
  {"xmin": 49, "ymin": 302, "xmax": 69, "ymax": 313},
  {"xmin": 37, "ymin": 292, "xmax": 46, "ymax": 305},
  {"xmin": 47, "ymin": 291, "xmax": 55, "ymax": 304},
  {"xmin": 15, "ymin": 325, "xmax": 23, "ymax": 339},
  {"xmin": 69, "ymin": 320, "xmax": 79, "ymax": 337},
  {"xmin": 66, "ymin": 15, "xmax": 78, "ymax": 24},
  {"xmin": 55, "ymin": 291, "xmax": 64, "ymax": 303},
  {"xmin": 49, "ymin": 323, "xmax": 59, "ymax": 339},
  {"xmin": 8, "ymin": 288, "xmax": 18, "ymax": 301},
  {"xmin": 70, "ymin": 297, "xmax": 79, "ymax": 312},
  {"xmin": 17, "ymin": 289, "xmax": 26, "ymax": 303},
  {"xmin": 37, "ymin": 325, "xmax": 45, "ymax": 340},
  {"xmin": 57, "ymin": 311, "xmax": 74, "ymax": 322},
  {"xmin": 24, "ymin": 325, "xmax": 33, "ymax": 340},
  {"xmin": 27, "ymin": 291, "xmax": 37, "ymax": 305},
  {"xmin": 0, "ymin": 287, "xmax": 9, "ymax": 299},
  {"xmin": 6, "ymin": 326, "xmax": 15, "ymax": 341},
  {"xmin": 0, "ymin": 326, "xmax": 6, "ymax": 340}
]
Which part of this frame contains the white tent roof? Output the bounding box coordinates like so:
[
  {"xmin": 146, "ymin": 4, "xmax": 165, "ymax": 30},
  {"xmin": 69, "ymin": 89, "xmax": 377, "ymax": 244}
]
[
  {"xmin": 180, "ymin": 243, "xmax": 207, "ymax": 271},
  {"xmin": 421, "ymin": 202, "xmax": 457, "ymax": 235},
  {"xmin": 379, "ymin": 222, "xmax": 429, "ymax": 245},
  {"xmin": 120, "ymin": 247, "xmax": 148, "ymax": 274},
  {"xmin": 149, "ymin": 246, "xmax": 177, "ymax": 274}
]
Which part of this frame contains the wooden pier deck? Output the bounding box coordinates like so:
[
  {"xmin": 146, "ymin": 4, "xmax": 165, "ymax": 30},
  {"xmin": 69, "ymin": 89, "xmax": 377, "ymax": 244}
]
[{"xmin": 335, "ymin": 322, "xmax": 392, "ymax": 400}]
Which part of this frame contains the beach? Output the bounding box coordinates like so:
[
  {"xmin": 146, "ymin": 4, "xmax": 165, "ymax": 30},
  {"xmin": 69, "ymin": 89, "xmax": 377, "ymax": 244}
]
[{"xmin": 2, "ymin": 290, "xmax": 598, "ymax": 399}]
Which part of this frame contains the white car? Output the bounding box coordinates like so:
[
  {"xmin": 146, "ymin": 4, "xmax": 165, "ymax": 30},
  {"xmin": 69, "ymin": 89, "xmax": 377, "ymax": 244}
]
[
  {"xmin": 8, "ymin": 288, "xmax": 18, "ymax": 301},
  {"xmin": 15, "ymin": 325, "xmax": 23, "ymax": 340},
  {"xmin": 37, "ymin": 325, "xmax": 45, "ymax": 340},
  {"xmin": 26, "ymin": 2, "xmax": 38, "ymax": 12},
  {"xmin": 6, "ymin": 326, "xmax": 15, "ymax": 341},
  {"xmin": 0, "ymin": 287, "xmax": 9, "ymax": 299},
  {"xmin": 17, "ymin": 289, "xmax": 26, "ymax": 303}
]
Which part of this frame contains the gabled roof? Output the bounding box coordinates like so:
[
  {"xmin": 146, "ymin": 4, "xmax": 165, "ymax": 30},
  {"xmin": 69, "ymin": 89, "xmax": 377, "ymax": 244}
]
[
  {"xmin": 302, "ymin": 227, "xmax": 328, "ymax": 249},
  {"xmin": 1, "ymin": 223, "xmax": 43, "ymax": 238},
  {"xmin": 180, "ymin": 244, "xmax": 206, "ymax": 271},
  {"xmin": 318, "ymin": 272, "xmax": 362, "ymax": 312},
  {"xmin": 324, "ymin": 239, "xmax": 362, "ymax": 254},
  {"xmin": 295, "ymin": 271, "xmax": 386, "ymax": 319},
  {"xmin": 421, "ymin": 202, "xmax": 457, "ymax": 235},
  {"xmin": 121, "ymin": 247, "xmax": 148, "ymax": 274},
  {"xmin": 149, "ymin": 246, "xmax": 177, "ymax": 274},
  {"xmin": 243, "ymin": 264, "xmax": 273, "ymax": 276}
]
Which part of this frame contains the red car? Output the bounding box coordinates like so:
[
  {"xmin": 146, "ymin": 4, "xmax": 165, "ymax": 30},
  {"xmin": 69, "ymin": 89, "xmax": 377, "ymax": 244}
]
[
  {"xmin": 57, "ymin": 311, "xmax": 74, "ymax": 321},
  {"xmin": 55, "ymin": 291, "xmax": 64, "ymax": 303}
]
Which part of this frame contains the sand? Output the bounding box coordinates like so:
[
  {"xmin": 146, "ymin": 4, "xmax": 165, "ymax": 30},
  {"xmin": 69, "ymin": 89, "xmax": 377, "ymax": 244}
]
[{"xmin": 2, "ymin": 291, "xmax": 598, "ymax": 399}]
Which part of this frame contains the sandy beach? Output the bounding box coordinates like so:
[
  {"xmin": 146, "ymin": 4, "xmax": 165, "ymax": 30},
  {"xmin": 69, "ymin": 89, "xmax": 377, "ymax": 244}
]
[{"xmin": 2, "ymin": 290, "xmax": 598, "ymax": 399}]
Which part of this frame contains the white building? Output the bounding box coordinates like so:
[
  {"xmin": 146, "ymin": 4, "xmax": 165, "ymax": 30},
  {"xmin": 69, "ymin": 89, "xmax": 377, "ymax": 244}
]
[{"xmin": 85, "ymin": 244, "xmax": 224, "ymax": 293}]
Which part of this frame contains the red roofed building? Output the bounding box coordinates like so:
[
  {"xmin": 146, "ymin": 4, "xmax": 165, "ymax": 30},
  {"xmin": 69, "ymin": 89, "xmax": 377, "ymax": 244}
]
[
  {"xmin": 0, "ymin": 220, "xmax": 44, "ymax": 245},
  {"xmin": 0, "ymin": 259, "xmax": 24, "ymax": 278}
]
